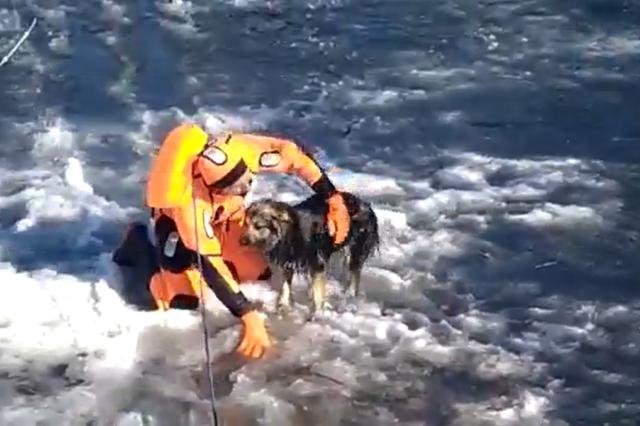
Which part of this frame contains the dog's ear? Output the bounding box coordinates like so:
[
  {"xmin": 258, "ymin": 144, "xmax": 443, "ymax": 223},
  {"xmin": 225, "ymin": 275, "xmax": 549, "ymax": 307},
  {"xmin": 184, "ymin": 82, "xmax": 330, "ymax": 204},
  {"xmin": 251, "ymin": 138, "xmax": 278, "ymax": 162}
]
[{"xmin": 271, "ymin": 205, "xmax": 293, "ymax": 224}]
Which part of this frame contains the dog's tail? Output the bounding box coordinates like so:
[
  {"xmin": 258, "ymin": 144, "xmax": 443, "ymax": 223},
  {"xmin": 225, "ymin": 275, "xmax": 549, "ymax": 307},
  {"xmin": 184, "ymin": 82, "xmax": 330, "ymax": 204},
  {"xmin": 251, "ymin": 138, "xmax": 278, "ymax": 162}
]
[
  {"xmin": 347, "ymin": 201, "xmax": 381, "ymax": 275},
  {"xmin": 362, "ymin": 206, "xmax": 381, "ymax": 258}
]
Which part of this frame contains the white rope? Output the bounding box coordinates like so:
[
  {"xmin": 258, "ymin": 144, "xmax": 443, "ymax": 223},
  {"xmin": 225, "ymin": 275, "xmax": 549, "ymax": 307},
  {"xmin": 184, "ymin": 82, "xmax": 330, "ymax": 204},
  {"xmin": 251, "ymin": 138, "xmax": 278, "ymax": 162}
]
[
  {"xmin": 0, "ymin": 17, "xmax": 37, "ymax": 68},
  {"xmin": 191, "ymin": 187, "xmax": 221, "ymax": 426}
]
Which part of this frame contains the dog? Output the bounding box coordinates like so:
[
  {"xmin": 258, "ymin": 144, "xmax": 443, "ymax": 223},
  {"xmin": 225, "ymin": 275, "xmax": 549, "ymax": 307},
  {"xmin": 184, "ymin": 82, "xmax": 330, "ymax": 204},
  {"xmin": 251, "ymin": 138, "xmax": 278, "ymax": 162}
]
[{"xmin": 239, "ymin": 191, "xmax": 380, "ymax": 315}]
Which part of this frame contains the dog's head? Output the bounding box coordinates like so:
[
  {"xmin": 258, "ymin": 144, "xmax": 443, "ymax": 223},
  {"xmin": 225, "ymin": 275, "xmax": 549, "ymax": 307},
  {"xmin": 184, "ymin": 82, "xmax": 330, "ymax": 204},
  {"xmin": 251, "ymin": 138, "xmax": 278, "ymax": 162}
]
[{"xmin": 239, "ymin": 200, "xmax": 296, "ymax": 252}]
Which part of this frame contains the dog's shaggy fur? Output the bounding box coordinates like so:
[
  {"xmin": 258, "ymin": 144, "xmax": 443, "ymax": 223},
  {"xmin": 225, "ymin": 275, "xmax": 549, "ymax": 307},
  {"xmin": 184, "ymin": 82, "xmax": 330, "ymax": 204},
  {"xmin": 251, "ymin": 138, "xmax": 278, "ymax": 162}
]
[{"xmin": 240, "ymin": 192, "xmax": 380, "ymax": 314}]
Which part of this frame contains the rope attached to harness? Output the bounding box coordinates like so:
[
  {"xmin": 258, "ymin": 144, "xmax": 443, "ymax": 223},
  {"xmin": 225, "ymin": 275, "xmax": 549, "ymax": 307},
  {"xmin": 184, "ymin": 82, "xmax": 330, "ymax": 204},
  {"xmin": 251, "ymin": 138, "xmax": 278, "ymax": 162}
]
[{"xmin": 191, "ymin": 191, "xmax": 221, "ymax": 426}]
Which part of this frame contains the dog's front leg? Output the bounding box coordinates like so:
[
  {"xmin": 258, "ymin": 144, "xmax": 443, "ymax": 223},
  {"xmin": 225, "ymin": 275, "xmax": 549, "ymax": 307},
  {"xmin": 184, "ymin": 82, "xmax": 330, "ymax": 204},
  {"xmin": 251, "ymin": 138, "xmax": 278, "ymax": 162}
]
[
  {"xmin": 278, "ymin": 280, "xmax": 291, "ymax": 313},
  {"xmin": 348, "ymin": 268, "xmax": 362, "ymax": 298},
  {"xmin": 273, "ymin": 266, "xmax": 294, "ymax": 314},
  {"xmin": 310, "ymin": 270, "xmax": 328, "ymax": 314}
]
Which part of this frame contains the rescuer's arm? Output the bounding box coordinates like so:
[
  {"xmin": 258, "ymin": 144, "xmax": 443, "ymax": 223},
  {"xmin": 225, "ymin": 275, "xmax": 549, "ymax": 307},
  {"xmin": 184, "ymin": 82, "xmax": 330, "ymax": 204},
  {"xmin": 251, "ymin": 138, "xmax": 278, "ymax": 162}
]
[
  {"xmin": 171, "ymin": 198, "xmax": 250, "ymax": 313},
  {"xmin": 172, "ymin": 198, "xmax": 272, "ymax": 358},
  {"xmin": 237, "ymin": 133, "xmax": 351, "ymax": 244}
]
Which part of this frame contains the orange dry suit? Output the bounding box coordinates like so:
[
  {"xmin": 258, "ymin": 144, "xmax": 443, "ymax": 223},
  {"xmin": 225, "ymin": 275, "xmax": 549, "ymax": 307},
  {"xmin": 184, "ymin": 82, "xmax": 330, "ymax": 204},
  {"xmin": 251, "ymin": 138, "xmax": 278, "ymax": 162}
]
[{"xmin": 144, "ymin": 123, "xmax": 350, "ymax": 334}]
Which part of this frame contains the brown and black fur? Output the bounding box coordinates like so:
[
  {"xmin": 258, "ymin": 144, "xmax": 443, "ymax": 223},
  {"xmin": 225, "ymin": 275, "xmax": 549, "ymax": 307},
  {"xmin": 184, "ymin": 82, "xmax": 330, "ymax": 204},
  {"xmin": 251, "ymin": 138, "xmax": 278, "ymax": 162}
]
[{"xmin": 240, "ymin": 192, "xmax": 380, "ymax": 314}]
